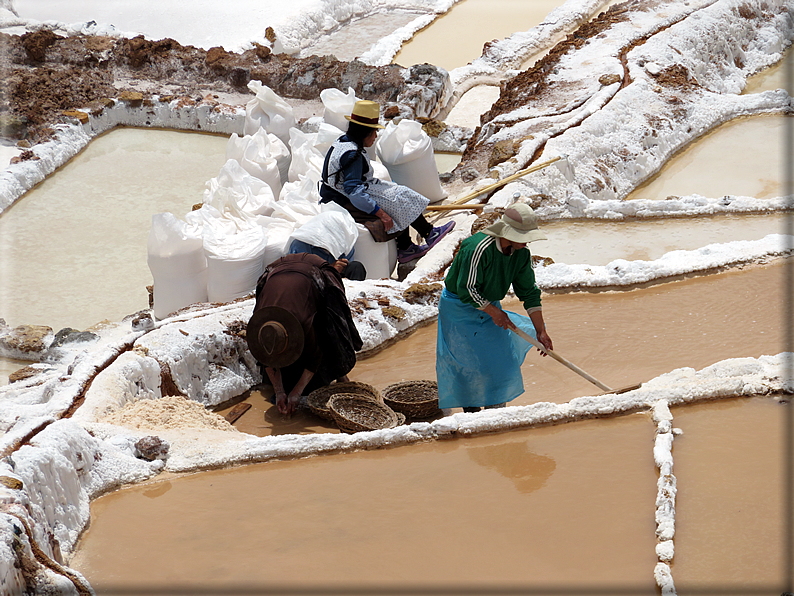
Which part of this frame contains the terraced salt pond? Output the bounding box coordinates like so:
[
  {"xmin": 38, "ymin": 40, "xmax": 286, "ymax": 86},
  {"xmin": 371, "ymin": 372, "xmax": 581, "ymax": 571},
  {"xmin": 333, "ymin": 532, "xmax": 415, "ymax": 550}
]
[
  {"xmin": 218, "ymin": 260, "xmax": 786, "ymax": 433},
  {"xmin": 69, "ymin": 262, "xmax": 789, "ymax": 590},
  {"xmin": 0, "ymin": 125, "xmax": 787, "ymax": 387},
  {"xmin": 392, "ymin": 0, "xmax": 580, "ymax": 71}
]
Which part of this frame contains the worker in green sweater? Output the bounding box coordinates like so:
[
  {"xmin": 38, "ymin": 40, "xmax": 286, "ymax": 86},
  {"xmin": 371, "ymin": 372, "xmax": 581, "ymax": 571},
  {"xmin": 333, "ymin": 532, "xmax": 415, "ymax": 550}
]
[{"xmin": 436, "ymin": 203, "xmax": 553, "ymax": 412}]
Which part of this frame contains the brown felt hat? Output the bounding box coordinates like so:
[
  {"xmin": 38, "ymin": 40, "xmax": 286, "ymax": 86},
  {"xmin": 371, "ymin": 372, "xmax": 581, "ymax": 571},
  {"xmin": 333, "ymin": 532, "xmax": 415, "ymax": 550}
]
[
  {"xmin": 246, "ymin": 306, "xmax": 304, "ymax": 369},
  {"xmin": 344, "ymin": 100, "xmax": 385, "ymax": 129}
]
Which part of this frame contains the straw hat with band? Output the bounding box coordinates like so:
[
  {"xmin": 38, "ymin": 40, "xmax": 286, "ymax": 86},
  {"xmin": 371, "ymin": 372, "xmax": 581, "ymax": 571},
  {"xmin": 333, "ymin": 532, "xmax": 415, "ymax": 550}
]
[
  {"xmin": 246, "ymin": 306, "xmax": 304, "ymax": 369},
  {"xmin": 345, "ymin": 100, "xmax": 385, "ymax": 129},
  {"xmin": 482, "ymin": 203, "xmax": 547, "ymax": 244}
]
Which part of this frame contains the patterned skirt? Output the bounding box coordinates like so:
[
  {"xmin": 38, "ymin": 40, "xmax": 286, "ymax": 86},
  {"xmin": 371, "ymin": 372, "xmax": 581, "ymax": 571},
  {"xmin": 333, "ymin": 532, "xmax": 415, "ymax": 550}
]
[{"xmin": 366, "ymin": 179, "xmax": 429, "ymax": 232}]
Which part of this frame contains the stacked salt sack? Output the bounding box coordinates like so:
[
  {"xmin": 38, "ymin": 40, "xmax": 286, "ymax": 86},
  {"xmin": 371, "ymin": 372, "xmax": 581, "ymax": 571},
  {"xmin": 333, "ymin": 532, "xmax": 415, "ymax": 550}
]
[
  {"xmin": 376, "ymin": 119, "xmax": 446, "ymax": 203},
  {"xmin": 147, "ymin": 213, "xmax": 208, "ymax": 320},
  {"xmin": 225, "ymin": 128, "xmax": 288, "ymax": 197},
  {"xmin": 148, "ymin": 84, "xmax": 430, "ymax": 318}
]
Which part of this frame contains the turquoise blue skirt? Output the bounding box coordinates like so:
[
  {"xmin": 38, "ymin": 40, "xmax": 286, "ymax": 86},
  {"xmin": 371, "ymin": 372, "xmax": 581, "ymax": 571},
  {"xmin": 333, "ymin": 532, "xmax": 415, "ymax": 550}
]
[{"xmin": 435, "ymin": 289, "xmax": 538, "ymax": 409}]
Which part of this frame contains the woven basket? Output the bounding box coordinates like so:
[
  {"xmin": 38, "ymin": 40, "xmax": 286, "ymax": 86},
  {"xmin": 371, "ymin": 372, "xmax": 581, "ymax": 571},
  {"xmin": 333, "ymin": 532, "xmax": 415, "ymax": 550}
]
[
  {"xmin": 382, "ymin": 380, "xmax": 441, "ymax": 420},
  {"xmin": 328, "ymin": 394, "xmax": 400, "ymax": 433},
  {"xmin": 306, "ymin": 381, "xmax": 382, "ymax": 421}
]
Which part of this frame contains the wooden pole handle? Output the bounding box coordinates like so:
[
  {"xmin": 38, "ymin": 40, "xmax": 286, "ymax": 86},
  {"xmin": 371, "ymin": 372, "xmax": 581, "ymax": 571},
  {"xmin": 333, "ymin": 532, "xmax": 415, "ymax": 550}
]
[{"xmin": 510, "ymin": 326, "xmax": 614, "ymax": 392}]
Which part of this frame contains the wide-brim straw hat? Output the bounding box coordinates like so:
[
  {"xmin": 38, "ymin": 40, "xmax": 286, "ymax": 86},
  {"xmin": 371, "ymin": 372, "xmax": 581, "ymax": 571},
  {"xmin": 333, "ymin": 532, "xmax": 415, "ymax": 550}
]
[
  {"xmin": 344, "ymin": 100, "xmax": 385, "ymax": 129},
  {"xmin": 246, "ymin": 306, "xmax": 304, "ymax": 369},
  {"xmin": 482, "ymin": 202, "xmax": 547, "ymax": 244}
]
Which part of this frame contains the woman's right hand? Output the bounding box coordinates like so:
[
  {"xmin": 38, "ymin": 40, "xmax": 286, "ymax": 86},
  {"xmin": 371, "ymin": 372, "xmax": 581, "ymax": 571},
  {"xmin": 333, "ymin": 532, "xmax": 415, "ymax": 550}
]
[
  {"xmin": 377, "ymin": 210, "xmax": 394, "ymax": 232},
  {"xmin": 483, "ymin": 304, "xmax": 514, "ymax": 330}
]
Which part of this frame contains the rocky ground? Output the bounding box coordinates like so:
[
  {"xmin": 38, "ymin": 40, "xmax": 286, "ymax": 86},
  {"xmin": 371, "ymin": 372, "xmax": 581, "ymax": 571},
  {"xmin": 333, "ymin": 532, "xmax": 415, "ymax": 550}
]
[{"xmin": 0, "ymin": 27, "xmax": 450, "ymax": 146}]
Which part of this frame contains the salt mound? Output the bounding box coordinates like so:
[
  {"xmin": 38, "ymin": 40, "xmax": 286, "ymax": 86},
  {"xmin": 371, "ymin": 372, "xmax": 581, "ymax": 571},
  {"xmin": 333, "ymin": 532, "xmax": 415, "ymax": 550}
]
[{"xmin": 102, "ymin": 396, "xmax": 237, "ymax": 432}]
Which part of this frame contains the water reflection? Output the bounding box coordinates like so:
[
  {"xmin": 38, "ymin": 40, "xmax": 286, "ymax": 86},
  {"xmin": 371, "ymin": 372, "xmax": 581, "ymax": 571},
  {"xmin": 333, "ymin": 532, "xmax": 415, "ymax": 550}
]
[
  {"xmin": 142, "ymin": 481, "xmax": 172, "ymax": 499},
  {"xmin": 466, "ymin": 439, "xmax": 556, "ymax": 494}
]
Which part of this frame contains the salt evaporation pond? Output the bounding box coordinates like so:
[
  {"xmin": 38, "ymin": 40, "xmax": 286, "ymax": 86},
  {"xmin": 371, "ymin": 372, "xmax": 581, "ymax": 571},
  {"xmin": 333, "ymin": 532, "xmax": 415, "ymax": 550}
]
[
  {"xmin": 214, "ymin": 260, "xmax": 786, "ymax": 436},
  {"xmin": 393, "ymin": 0, "xmax": 572, "ymax": 71},
  {"xmin": 0, "ymin": 123, "xmax": 787, "ymax": 387},
  {"xmin": 670, "ymin": 397, "xmax": 787, "ymax": 592},
  {"xmin": 627, "ymin": 115, "xmax": 790, "ymax": 202},
  {"xmin": 69, "ymin": 413, "xmax": 659, "ymax": 592},
  {"xmin": 0, "ymin": 128, "xmax": 229, "ymax": 333}
]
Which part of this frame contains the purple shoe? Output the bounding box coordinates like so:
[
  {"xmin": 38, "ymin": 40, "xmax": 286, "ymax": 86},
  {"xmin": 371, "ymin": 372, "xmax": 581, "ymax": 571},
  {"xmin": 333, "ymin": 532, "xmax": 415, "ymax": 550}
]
[
  {"xmin": 425, "ymin": 220, "xmax": 456, "ymax": 249},
  {"xmin": 397, "ymin": 243, "xmax": 430, "ymax": 264}
]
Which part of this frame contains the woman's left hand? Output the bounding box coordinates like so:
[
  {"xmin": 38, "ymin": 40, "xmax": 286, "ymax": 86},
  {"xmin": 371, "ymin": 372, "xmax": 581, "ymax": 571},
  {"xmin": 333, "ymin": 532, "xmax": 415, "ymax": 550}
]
[{"xmin": 333, "ymin": 258, "xmax": 348, "ymax": 274}]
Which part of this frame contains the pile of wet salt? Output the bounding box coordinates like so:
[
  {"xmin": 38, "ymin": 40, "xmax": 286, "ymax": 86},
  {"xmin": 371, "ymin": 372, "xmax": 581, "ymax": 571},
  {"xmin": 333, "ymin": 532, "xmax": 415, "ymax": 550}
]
[{"xmin": 102, "ymin": 395, "xmax": 237, "ymax": 432}]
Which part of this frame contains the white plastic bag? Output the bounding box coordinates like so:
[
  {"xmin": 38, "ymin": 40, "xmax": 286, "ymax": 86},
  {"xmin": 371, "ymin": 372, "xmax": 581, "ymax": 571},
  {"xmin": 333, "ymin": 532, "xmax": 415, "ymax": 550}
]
[
  {"xmin": 225, "ymin": 130, "xmax": 284, "ymax": 198},
  {"xmin": 256, "ymin": 216, "xmax": 297, "ymax": 266},
  {"xmin": 288, "ymin": 209, "xmax": 359, "ymax": 260},
  {"xmin": 313, "ymin": 122, "xmax": 344, "ymax": 157},
  {"xmin": 243, "ymin": 81, "xmax": 296, "ymax": 146},
  {"xmin": 204, "ymin": 159, "xmax": 276, "ymax": 219},
  {"xmin": 375, "ymin": 119, "xmax": 447, "ymax": 203},
  {"xmin": 287, "ymin": 128, "xmax": 325, "ymax": 183},
  {"xmin": 147, "ymin": 213, "xmax": 208, "ymax": 319},
  {"xmin": 203, "ymin": 223, "xmax": 268, "ymax": 303},
  {"xmin": 320, "ymin": 87, "xmax": 358, "ymax": 131}
]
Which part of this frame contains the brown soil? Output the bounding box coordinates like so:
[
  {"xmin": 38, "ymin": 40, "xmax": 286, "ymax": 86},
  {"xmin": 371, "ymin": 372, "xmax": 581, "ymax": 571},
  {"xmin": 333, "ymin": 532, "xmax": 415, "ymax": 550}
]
[{"xmin": 0, "ymin": 30, "xmax": 448, "ymax": 145}]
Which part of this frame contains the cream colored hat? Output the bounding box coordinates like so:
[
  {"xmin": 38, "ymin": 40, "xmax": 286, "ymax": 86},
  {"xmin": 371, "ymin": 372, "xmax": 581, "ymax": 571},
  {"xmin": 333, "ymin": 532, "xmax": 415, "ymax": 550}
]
[
  {"xmin": 482, "ymin": 203, "xmax": 546, "ymax": 243},
  {"xmin": 344, "ymin": 100, "xmax": 385, "ymax": 129}
]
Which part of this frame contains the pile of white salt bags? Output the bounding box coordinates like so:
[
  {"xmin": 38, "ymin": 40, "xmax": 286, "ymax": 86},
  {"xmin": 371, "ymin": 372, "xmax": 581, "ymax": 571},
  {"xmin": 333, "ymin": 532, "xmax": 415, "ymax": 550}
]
[{"xmin": 148, "ymin": 84, "xmax": 443, "ymax": 318}]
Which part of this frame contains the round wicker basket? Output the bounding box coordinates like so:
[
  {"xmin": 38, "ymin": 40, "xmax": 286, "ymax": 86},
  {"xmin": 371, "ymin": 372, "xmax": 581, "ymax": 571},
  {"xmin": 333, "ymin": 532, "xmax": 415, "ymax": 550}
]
[
  {"xmin": 306, "ymin": 381, "xmax": 382, "ymax": 421},
  {"xmin": 382, "ymin": 380, "xmax": 441, "ymax": 420},
  {"xmin": 327, "ymin": 394, "xmax": 400, "ymax": 433}
]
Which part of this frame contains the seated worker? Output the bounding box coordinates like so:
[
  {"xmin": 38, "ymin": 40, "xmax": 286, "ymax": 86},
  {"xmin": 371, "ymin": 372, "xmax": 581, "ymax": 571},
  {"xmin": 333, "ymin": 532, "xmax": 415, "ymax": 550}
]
[
  {"xmin": 246, "ymin": 253, "xmax": 363, "ymax": 415},
  {"xmin": 287, "ymin": 210, "xmax": 367, "ymax": 281},
  {"xmin": 319, "ymin": 99, "xmax": 454, "ymax": 264}
]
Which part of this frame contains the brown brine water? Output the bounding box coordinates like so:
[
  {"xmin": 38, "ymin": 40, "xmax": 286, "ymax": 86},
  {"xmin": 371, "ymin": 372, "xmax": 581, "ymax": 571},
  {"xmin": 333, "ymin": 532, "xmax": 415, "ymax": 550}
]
[
  {"xmin": 69, "ymin": 261, "xmax": 791, "ymax": 593},
  {"xmin": 69, "ymin": 413, "xmax": 660, "ymax": 593}
]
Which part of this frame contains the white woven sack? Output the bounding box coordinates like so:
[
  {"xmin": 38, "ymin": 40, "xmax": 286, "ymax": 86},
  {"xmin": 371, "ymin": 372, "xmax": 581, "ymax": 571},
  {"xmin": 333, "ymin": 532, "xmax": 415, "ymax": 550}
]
[
  {"xmin": 279, "ymin": 170, "xmax": 321, "ymax": 204},
  {"xmin": 225, "ymin": 130, "xmax": 284, "ymax": 198},
  {"xmin": 270, "ymin": 191, "xmax": 321, "ymax": 224},
  {"xmin": 147, "ymin": 212, "xmax": 208, "ymax": 319},
  {"xmin": 353, "ymin": 223, "xmax": 397, "ymax": 279},
  {"xmin": 203, "ymin": 224, "xmax": 268, "ymax": 303},
  {"xmin": 287, "ymin": 128, "xmax": 324, "ymax": 183},
  {"xmin": 288, "ymin": 209, "xmax": 359, "ymax": 260},
  {"xmin": 375, "ymin": 119, "xmax": 447, "ymax": 203},
  {"xmin": 370, "ymin": 158, "xmax": 392, "ymax": 182},
  {"xmin": 320, "ymin": 87, "xmax": 358, "ymax": 131},
  {"xmin": 256, "ymin": 216, "xmax": 296, "ymax": 267},
  {"xmin": 243, "ymin": 81, "xmax": 296, "ymax": 146},
  {"xmin": 204, "ymin": 159, "xmax": 276, "ymax": 219},
  {"xmin": 314, "ymin": 122, "xmax": 344, "ymax": 156}
]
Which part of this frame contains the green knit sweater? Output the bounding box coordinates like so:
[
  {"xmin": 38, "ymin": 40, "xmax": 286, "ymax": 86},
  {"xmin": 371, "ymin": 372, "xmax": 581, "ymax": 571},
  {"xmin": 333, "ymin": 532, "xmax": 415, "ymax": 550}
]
[{"xmin": 444, "ymin": 232, "xmax": 541, "ymax": 311}]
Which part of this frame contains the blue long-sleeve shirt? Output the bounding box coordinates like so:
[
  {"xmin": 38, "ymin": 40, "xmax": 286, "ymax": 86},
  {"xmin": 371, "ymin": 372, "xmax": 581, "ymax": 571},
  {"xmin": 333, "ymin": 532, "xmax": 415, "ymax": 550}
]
[{"xmin": 321, "ymin": 135, "xmax": 380, "ymax": 215}]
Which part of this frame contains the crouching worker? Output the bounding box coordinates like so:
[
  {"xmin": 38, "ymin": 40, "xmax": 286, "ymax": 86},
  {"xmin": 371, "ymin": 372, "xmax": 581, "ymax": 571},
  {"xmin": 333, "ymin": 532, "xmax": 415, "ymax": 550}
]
[
  {"xmin": 246, "ymin": 253, "xmax": 363, "ymax": 415},
  {"xmin": 436, "ymin": 203, "xmax": 553, "ymax": 413}
]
